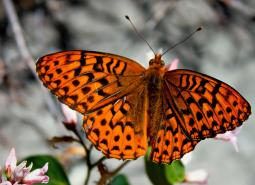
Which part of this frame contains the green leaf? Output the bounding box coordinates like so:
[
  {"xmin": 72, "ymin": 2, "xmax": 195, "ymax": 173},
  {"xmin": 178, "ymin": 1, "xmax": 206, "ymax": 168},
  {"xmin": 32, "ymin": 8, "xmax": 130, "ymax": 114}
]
[
  {"xmin": 144, "ymin": 148, "xmax": 171, "ymax": 185},
  {"xmin": 108, "ymin": 174, "xmax": 130, "ymax": 185},
  {"xmin": 165, "ymin": 160, "xmax": 185, "ymax": 184},
  {"xmin": 24, "ymin": 155, "xmax": 70, "ymax": 185},
  {"xmin": 144, "ymin": 148, "xmax": 186, "ymax": 185}
]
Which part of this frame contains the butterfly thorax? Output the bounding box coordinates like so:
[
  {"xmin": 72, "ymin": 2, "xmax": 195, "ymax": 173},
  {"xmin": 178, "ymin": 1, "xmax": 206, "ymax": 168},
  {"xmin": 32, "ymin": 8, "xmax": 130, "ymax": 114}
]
[{"xmin": 145, "ymin": 54, "xmax": 166, "ymax": 142}]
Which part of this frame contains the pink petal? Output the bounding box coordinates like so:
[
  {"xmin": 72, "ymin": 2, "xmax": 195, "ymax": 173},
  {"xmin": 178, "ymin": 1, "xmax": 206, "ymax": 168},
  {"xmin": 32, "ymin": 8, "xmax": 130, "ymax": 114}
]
[
  {"xmin": 5, "ymin": 148, "xmax": 17, "ymax": 178},
  {"xmin": 13, "ymin": 161, "xmax": 32, "ymax": 182},
  {"xmin": 23, "ymin": 163, "xmax": 49, "ymax": 184},
  {"xmin": 61, "ymin": 104, "xmax": 77, "ymax": 126},
  {"xmin": 23, "ymin": 175, "xmax": 49, "ymax": 184},
  {"xmin": 214, "ymin": 128, "xmax": 241, "ymax": 152},
  {"xmin": 185, "ymin": 169, "xmax": 209, "ymax": 185},
  {"xmin": 165, "ymin": 58, "xmax": 180, "ymax": 71}
]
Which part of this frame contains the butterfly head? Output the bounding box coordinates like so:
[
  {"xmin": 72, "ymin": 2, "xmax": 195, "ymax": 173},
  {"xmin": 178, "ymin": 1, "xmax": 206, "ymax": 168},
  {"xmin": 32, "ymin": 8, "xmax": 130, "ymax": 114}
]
[{"xmin": 149, "ymin": 53, "xmax": 165, "ymax": 69}]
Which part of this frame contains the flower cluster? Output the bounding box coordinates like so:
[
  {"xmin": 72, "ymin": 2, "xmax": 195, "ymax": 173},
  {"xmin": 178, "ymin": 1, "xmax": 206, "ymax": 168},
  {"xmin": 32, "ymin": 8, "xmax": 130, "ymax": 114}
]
[{"xmin": 0, "ymin": 148, "xmax": 49, "ymax": 185}]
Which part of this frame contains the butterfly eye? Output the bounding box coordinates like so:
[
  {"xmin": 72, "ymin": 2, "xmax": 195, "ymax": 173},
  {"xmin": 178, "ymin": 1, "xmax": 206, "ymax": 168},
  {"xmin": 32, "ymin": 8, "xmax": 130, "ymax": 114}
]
[{"xmin": 149, "ymin": 60, "xmax": 153, "ymax": 66}]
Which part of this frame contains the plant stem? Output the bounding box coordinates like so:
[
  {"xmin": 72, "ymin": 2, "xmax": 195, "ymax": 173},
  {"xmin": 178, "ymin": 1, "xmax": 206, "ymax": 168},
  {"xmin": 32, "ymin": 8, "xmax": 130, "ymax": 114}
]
[
  {"xmin": 73, "ymin": 128, "xmax": 89, "ymax": 155},
  {"xmin": 97, "ymin": 161, "xmax": 130, "ymax": 185},
  {"xmin": 73, "ymin": 127, "xmax": 93, "ymax": 185},
  {"xmin": 91, "ymin": 157, "xmax": 106, "ymax": 168},
  {"xmin": 111, "ymin": 161, "xmax": 130, "ymax": 175},
  {"xmin": 84, "ymin": 167, "xmax": 91, "ymax": 185}
]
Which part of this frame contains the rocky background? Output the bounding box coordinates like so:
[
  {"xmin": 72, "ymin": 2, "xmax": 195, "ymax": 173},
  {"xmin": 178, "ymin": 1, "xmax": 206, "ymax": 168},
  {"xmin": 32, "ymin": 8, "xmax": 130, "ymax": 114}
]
[{"xmin": 0, "ymin": 0, "xmax": 255, "ymax": 185}]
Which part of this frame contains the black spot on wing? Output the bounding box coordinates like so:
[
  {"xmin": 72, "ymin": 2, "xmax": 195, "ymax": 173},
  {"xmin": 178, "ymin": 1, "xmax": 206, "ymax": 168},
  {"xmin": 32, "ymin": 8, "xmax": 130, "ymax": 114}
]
[
  {"xmin": 93, "ymin": 57, "xmax": 104, "ymax": 72},
  {"xmin": 113, "ymin": 60, "xmax": 120, "ymax": 74},
  {"xmin": 120, "ymin": 62, "xmax": 127, "ymax": 75},
  {"xmin": 80, "ymin": 51, "xmax": 86, "ymax": 66},
  {"xmin": 106, "ymin": 59, "xmax": 114, "ymax": 73}
]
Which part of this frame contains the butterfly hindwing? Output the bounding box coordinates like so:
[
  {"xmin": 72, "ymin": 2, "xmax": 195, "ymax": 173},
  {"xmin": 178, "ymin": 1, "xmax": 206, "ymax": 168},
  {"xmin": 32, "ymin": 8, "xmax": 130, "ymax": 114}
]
[
  {"xmin": 150, "ymin": 120, "xmax": 199, "ymax": 164},
  {"xmin": 36, "ymin": 50, "xmax": 146, "ymax": 114},
  {"xmin": 83, "ymin": 85, "xmax": 148, "ymax": 159},
  {"xmin": 150, "ymin": 90, "xmax": 198, "ymax": 163}
]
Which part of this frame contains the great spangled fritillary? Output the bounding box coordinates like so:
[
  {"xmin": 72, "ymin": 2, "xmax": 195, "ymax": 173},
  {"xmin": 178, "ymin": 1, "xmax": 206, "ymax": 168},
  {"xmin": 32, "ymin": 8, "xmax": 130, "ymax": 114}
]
[{"xmin": 36, "ymin": 50, "xmax": 251, "ymax": 163}]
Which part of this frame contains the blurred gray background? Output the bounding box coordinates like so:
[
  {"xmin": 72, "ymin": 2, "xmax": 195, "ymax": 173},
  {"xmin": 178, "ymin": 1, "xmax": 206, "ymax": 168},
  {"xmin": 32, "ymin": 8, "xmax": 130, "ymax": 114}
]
[{"xmin": 0, "ymin": 0, "xmax": 255, "ymax": 185}]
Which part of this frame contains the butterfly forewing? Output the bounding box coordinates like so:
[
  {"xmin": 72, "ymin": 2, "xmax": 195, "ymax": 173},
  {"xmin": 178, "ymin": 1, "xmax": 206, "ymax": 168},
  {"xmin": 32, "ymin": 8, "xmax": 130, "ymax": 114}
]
[{"xmin": 36, "ymin": 50, "xmax": 146, "ymax": 114}]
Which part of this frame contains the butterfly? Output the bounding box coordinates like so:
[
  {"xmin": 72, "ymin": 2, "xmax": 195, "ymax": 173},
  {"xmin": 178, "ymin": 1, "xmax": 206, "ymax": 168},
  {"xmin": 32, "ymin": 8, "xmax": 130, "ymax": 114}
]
[{"xmin": 36, "ymin": 50, "xmax": 251, "ymax": 164}]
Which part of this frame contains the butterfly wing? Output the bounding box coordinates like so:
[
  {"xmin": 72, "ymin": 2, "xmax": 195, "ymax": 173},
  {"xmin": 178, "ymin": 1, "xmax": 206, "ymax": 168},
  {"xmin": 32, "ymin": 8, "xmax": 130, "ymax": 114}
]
[
  {"xmin": 151, "ymin": 69, "xmax": 251, "ymax": 163},
  {"xmin": 83, "ymin": 84, "xmax": 149, "ymax": 159},
  {"xmin": 36, "ymin": 50, "xmax": 148, "ymax": 159},
  {"xmin": 36, "ymin": 50, "xmax": 145, "ymax": 114},
  {"xmin": 149, "ymin": 88, "xmax": 199, "ymax": 164}
]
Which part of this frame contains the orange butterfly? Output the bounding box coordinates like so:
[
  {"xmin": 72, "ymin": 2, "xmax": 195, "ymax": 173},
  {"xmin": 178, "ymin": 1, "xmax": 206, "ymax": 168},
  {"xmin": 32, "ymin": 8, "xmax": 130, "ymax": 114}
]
[{"xmin": 36, "ymin": 50, "xmax": 251, "ymax": 163}]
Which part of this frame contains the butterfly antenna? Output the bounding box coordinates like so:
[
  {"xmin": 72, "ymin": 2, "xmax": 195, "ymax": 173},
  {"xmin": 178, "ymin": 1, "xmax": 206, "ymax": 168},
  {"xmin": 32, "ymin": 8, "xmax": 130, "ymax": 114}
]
[
  {"xmin": 161, "ymin": 27, "xmax": 202, "ymax": 56},
  {"xmin": 125, "ymin": 15, "xmax": 156, "ymax": 55}
]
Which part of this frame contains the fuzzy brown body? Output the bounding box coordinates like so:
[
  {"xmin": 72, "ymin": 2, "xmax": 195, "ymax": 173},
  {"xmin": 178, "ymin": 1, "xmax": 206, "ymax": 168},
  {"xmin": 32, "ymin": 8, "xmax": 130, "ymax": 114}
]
[{"xmin": 144, "ymin": 67, "xmax": 164, "ymax": 142}]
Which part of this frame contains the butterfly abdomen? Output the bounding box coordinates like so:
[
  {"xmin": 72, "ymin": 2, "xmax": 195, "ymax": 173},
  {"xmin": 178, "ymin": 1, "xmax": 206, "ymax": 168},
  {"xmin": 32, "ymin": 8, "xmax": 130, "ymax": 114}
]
[{"xmin": 145, "ymin": 69, "xmax": 164, "ymax": 139}]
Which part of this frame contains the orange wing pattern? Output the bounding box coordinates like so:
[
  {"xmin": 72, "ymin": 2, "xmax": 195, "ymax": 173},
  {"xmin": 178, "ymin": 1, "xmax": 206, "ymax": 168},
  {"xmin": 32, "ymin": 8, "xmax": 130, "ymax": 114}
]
[
  {"xmin": 36, "ymin": 50, "xmax": 145, "ymax": 114},
  {"xmin": 83, "ymin": 85, "xmax": 148, "ymax": 159},
  {"xmin": 150, "ymin": 91, "xmax": 198, "ymax": 163},
  {"xmin": 36, "ymin": 50, "xmax": 148, "ymax": 159},
  {"xmin": 150, "ymin": 69, "xmax": 251, "ymax": 163}
]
